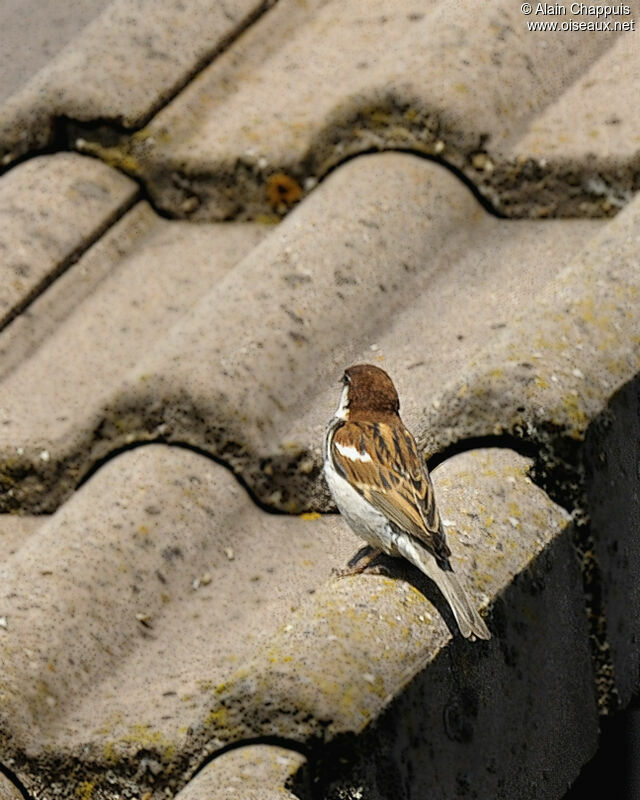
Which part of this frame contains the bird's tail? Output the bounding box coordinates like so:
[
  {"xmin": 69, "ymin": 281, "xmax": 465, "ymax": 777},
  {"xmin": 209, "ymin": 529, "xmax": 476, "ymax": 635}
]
[{"xmin": 395, "ymin": 535, "xmax": 491, "ymax": 640}]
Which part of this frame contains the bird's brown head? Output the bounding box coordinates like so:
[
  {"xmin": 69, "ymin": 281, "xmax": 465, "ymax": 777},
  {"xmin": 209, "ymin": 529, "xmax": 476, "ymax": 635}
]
[{"xmin": 338, "ymin": 364, "xmax": 400, "ymax": 419}]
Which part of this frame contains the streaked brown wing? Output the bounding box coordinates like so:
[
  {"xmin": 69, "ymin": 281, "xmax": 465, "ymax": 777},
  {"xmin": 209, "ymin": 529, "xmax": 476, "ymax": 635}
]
[{"xmin": 332, "ymin": 420, "xmax": 451, "ymax": 564}]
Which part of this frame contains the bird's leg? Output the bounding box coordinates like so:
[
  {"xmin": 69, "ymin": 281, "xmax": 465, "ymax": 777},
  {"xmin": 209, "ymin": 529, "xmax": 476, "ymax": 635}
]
[
  {"xmin": 334, "ymin": 545, "xmax": 384, "ymax": 577},
  {"xmin": 348, "ymin": 544, "xmax": 376, "ymax": 569}
]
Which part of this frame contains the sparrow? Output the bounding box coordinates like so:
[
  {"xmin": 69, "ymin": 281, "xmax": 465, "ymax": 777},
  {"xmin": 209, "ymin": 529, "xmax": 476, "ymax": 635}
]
[{"xmin": 323, "ymin": 364, "xmax": 490, "ymax": 640}]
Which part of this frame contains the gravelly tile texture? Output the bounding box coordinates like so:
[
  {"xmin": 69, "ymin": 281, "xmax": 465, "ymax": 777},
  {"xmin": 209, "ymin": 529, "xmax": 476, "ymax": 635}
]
[
  {"xmin": 73, "ymin": 0, "xmax": 638, "ymax": 220},
  {"xmin": 509, "ymin": 31, "xmax": 640, "ymax": 215},
  {"xmin": 420, "ymin": 187, "xmax": 640, "ymax": 485},
  {"xmin": 0, "ymin": 201, "xmax": 267, "ymax": 511},
  {"xmin": 584, "ymin": 375, "xmax": 640, "ymax": 708},
  {"xmin": 0, "ymin": 515, "xmax": 44, "ymax": 559},
  {"xmin": 0, "ymin": 154, "xmax": 604, "ymax": 514},
  {"xmin": 1, "ymin": 448, "xmax": 594, "ymax": 799},
  {"xmin": 1, "ymin": 0, "xmax": 639, "ymax": 797},
  {"xmin": 0, "ymin": 0, "xmax": 273, "ymax": 166},
  {"xmin": 0, "ymin": 772, "xmax": 23, "ymax": 800},
  {"xmin": 0, "ymin": 153, "xmax": 137, "ymax": 328},
  {"xmin": 0, "ymin": 444, "xmax": 353, "ymax": 797},
  {"xmin": 0, "ymin": 0, "xmax": 109, "ymax": 103},
  {"xmin": 174, "ymin": 745, "xmax": 307, "ymax": 800}
]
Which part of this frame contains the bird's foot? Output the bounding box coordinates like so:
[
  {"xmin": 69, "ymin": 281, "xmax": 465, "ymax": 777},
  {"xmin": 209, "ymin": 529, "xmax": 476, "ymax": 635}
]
[{"xmin": 332, "ymin": 546, "xmax": 385, "ymax": 577}]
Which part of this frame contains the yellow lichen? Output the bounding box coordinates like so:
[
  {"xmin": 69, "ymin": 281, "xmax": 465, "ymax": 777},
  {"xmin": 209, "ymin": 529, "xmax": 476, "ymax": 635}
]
[
  {"xmin": 507, "ymin": 501, "xmax": 521, "ymax": 518},
  {"xmin": 560, "ymin": 394, "xmax": 588, "ymax": 438},
  {"xmin": 77, "ymin": 140, "xmax": 143, "ymax": 178},
  {"xmin": 205, "ymin": 707, "xmax": 229, "ymax": 728},
  {"xmin": 120, "ymin": 724, "xmax": 176, "ymax": 764},
  {"xmin": 76, "ymin": 781, "xmax": 95, "ymax": 800},
  {"xmin": 254, "ymin": 213, "xmax": 281, "ymax": 225},
  {"xmin": 370, "ymin": 109, "xmax": 392, "ymax": 124},
  {"xmin": 103, "ymin": 741, "xmax": 118, "ymax": 766}
]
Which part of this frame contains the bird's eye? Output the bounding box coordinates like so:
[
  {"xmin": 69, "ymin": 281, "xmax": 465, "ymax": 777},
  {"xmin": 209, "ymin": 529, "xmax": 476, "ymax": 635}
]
[{"xmin": 342, "ymin": 372, "xmax": 350, "ymax": 384}]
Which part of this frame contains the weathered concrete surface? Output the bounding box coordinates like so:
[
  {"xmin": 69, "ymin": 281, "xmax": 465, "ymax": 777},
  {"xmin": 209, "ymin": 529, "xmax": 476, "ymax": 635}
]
[
  {"xmin": 0, "ymin": 153, "xmax": 138, "ymax": 328},
  {"xmin": 0, "ymin": 0, "xmax": 274, "ymax": 166},
  {"xmin": 0, "ymin": 154, "xmax": 603, "ymax": 514},
  {"xmin": 76, "ymin": 0, "xmax": 636, "ymax": 220},
  {"xmin": 0, "ymin": 448, "xmax": 596, "ymax": 799},
  {"xmin": 505, "ymin": 31, "xmax": 640, "ymax": 217},
  {"xmin": 0, "ymin": 202, "xmax": 267, "ymax": 511},
  {"xmin": 318, "ymin": 530, "xmax": 593, "ymax": 800},
  {"xmin": 0, "ymin": 515, "xmax": 44, "ymax": 559},
  {"xmin": 419, "ymin": 185, "xmax": 640, "ymax": 499},
  {"xmin": 0, "ymin": 773, "xmax": 23, "ymax": 800},
  {"xmin": 584, "ymin": 374, "xmax": 640, "ymax": 709},
  {"xmin": 406, "ymin": 173, "xmax": 640, "ymax": 716},
  {"xmin": 0, "ymin": 0, "xmax": 109, "ymax": 103},
  {"xmin": 0, "ymin": 444, "xmax": 352, "ymax": 798},
  {"xmin": 175, "ymin": 746, "xmax": 307, "ymax": 800},
  {"xmin": 0, "ymin": 3, "xmax": 636, "ymax": 796},
  {"xmin": 188, "ymin": 449, "xmax": 596, "ymax": 800}
]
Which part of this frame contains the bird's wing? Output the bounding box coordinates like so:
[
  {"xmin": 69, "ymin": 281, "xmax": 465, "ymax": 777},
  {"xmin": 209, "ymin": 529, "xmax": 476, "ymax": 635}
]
[{"xmin": 331, "ymin": 419, "xmax": 451, "ymax": 565}]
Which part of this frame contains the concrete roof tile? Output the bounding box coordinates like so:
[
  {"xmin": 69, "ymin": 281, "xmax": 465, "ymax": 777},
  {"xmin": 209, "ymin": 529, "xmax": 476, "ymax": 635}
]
[
  {"xmin": 419, "ymin": 186, "xmax": 640, "ymax": 462},
  {"xmin": 0, "ymin": 201, "xmax": 267, "ymax": 511},
  {"xmin": 584, "ymin": 375, "xmax": 640, "ymax": 708},
  {"xmin": 0, "ymin": 444, "xmax": 350, "ymax": 797},
  {"xmin": 1, "ymin": 1, "xmax": 639, "ymax": 795},
  {"xmin": 174, "ymin": 746, "xmax": 306, "ymax": 800},
  {"xmin": 512, "ymin": 31, "xmax": 640, "ymax": 163},
  {"xmin": 0, "ymin": 515, "xmax": 44, "ymax": 559},
  {"xmin": 0, "ymin": 0, "xmax": 273, "ymax": 165},
  {"xmin": 0, "ymin": 153, "xmax": 138, "ymax": 329},
  {"xmin": 188, "ymin": 450, "xmax": 576, "ymax": 747},
  {"xmin": 2, "ymin": 447, "xmax": 594, "ymax": 798},
  {"xmin": 0, "ymin": 773, "xmax": 23, "ymax": 800},
  {"xmin": 0, "ymin": 154, "xmax": 608, "ymax": 515},
  {"xmin": 502, "ymin": 30, "xmax": 640, "ymax": 215},
  {"xmin": 73, "ymin": 0, "xmax": 637, "ymax": 219},
  {"xmin": 0, "ymin": 0, "xmax": 108, "ymax": 104}
]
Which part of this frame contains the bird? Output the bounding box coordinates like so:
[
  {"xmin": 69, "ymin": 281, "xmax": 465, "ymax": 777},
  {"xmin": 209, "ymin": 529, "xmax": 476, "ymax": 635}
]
[{"xmin": 323, "ymin": 363, "xmax": 490, "ymax": 640}]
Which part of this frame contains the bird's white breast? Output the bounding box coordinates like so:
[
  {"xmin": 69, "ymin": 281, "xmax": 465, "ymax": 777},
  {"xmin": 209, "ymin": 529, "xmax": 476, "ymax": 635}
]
[{"xmin": 323, "ymin": 442, "xmax": 398, "ymax": 556}]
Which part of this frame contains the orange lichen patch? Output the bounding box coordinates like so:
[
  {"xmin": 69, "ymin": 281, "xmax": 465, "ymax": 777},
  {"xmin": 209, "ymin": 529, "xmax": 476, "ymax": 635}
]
[{"xmin": 266, "ymin": 172, "xmax": 303, "ymax": 212}]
